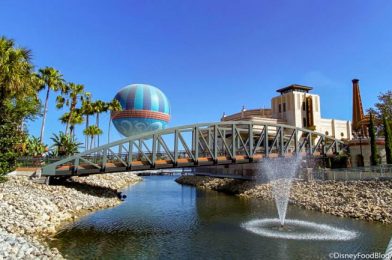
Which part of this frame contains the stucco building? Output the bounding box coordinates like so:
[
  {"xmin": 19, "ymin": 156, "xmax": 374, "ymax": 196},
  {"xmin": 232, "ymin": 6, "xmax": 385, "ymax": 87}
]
[{"xmin": 221, "ymin": 84, "xmax": 352, "ymax": 140}]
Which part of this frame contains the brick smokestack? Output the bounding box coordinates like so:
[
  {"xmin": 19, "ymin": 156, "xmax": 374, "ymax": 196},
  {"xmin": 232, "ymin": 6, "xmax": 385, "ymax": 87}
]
[{"xmin": 352, "ymin": 79, "xmax": 364, "ymax": 132}]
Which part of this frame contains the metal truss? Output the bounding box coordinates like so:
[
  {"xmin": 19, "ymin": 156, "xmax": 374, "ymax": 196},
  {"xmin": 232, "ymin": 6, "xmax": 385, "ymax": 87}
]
[{"xmin": 41, "ymin": 121, "xmax": 345, "ymax": 176}]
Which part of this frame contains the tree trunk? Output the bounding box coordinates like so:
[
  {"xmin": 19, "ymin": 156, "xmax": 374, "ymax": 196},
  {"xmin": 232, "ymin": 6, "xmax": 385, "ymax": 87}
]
[
  {"xmin": 0, "ymin": 84, "xmax": 7, "ymax": 126},
  {"xmin": 65, "ymin": 120, "xmax": 70, "ymax": 135},
  {"xmin": 90, "ymin": 136, "xmax": 94, "ymax": 150},
  {"xmin": 108, "ymin": 118, "xmax": 111, "ymax": 144},
  {"xmin": 39, "ymin": 87, "xmax": 50, "ymax": 142},
  {"xmin": 384, "ymin": 116, "xmax": 392, "ymax": 164},
  {"xmin": 369, "ymin": 113, "xmax": 378, "ymax": 166},
  {"xmin": 85, "ymin": 115, "xmax": 89, "ymax": 150},
  {"xmin": 96, "ymin": 113, "xmax": 100, "ymax": 147},
  {"xmin": 66, "ymin": 99, "xmax": 76, "ymax": 136}
]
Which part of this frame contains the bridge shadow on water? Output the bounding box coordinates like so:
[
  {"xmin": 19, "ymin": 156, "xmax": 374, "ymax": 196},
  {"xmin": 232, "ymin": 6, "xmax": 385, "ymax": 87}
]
[{"xmin": 50, "ymin": 178, "xmax": 119, "ymax": 199}]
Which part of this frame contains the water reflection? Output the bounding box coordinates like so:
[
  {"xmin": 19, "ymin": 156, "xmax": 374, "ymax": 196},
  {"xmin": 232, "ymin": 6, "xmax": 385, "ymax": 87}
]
[{"xmin": 50, "ymin": 176, "xmax": 392, "ymax": 259}]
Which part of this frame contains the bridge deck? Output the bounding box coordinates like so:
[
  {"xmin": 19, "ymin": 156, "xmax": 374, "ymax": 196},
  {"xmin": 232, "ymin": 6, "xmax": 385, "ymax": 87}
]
[
  {"xmin": 40, "ymin": 152, "xmax": 323, "ymax": 177},
  {"xmin": 40, "ymin": 121, "xmax": 342, "ymax": 177}
]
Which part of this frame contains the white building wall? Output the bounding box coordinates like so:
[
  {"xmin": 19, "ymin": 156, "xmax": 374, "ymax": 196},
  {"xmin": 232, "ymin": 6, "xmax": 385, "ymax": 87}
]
[{"xmin": 270, "ymin": 91, "xmax": 352, "ymax": 140}]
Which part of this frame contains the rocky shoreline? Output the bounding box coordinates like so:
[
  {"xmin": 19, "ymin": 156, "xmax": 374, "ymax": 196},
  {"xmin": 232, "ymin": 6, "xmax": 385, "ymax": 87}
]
[
  {"xmin": 176, "ymin": 176, "xmax": 392, "ymax": 224},
  {"xmin": 0, "ymin": 172, "xmax": 142, "ymax": 259}
]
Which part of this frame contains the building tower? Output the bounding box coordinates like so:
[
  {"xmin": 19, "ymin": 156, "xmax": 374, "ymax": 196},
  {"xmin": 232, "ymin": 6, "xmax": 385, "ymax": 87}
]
[
  {"xmin": 352, "ymin": 79, "xmax": 364, "ymax": 131},
  {"xmin": 352, "ymin": 79, "xmax": 369, "ymax": 137}
]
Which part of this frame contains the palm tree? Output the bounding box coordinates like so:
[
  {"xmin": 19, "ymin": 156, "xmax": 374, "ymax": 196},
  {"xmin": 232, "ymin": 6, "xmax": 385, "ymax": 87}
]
[
  {"xmin": 92, "ymin": 100, "xmax": 107, "ymax": 147},
  {"xmin": 107, "ymin": 99, "xmax": 122, "ymax": 143},
  {"xmin": 81, "ymin": 92, "xmax": 94, "ymax": 149},
  {"xmin": 37, "ymin": 67, "xmax": 64, "ymax": 143},
  {"xmin": 69, "ymin": 109, "xmax": 84, "ymax": 138},
  {"xmin": 0, "ymin": 36, "xmax": 41, "ymax": 176},
  {"xmin": 59, "ymin": 109, "xmax": 84, "ymax": 139},
  {"xmin": 50, "ymin": 132, "xmax": 83, "ymax": 156},
  {"xmin": 59, "ymin": 112, "xmax": 69, "ymax": 132},
  {"xmin": 83, "ymin": 125, "xmax": 103, "ymax": 150},
  {"xmin": 56, "ymin": 83, "xmax": 85, "ymax": 135},
  {"xmin": 0, "ymin": 36, "xmax": 38, "ymax": 116}
]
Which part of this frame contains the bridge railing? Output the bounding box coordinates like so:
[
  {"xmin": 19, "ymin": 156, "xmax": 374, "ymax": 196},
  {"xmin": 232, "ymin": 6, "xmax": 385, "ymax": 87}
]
[
  {"xmin": 313, "ymin": 164, "xmax": 392, "ymax": 181},
  {"xmin": 41, "ymin": 121, "xmax": 345, "ymax": 176}
]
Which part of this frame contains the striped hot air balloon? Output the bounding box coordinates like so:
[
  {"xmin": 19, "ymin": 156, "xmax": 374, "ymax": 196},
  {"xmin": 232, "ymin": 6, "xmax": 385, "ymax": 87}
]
[{"xmin": 111, "ymin": 84, "xmax": 171, "ymax": 137}]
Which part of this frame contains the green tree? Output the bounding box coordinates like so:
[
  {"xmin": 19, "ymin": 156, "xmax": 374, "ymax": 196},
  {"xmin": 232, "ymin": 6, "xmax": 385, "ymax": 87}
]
[
  {"xmin": 81, "ymin": 92, "xmax": 94, "ymax": 149},
  {"xmin": 56, "ymin": 83, "xmax": 85, "ymax": 135},
  {"xmin": 383, "ymin": 115, "xmax": 392, "ymax": 164},
  {"xmin": 60, "ymin": 109, "xmax": 84, "ymax": 138},
  {"xmin": 375, "ymin": 91, "xmax": 392, "ymax": 118},
  {"xmin": 37, "ymin": 67, "xmax": 64, "ymax": 143},
  {"xmin": 369, "ymin": 113, "xmax": 379, "ymax": 166},
  {"xmin": 50, "ymin": 132, "xmax": 83, "ymax": 156},
  {"xmin": 71, "ymin": 110, "xmax": 84, "ymax": 138},
  {"xmin": 107, "ymin": 99, "xmax": 122, "ymax": 113},
  {"xmin": 106, "ymin": 99, "xmax": 122, "ymax": 143},
  {"xmin": 0, "ymin": 36, "xmax": 40, "ymax": 177},
  {"xmin": 0, "ymin": 37, "xmax": 38, "ymax": 109},
  {"xmin": 83, "ymin": 125, "xmax": 103, "ymax": 150},
  {"xmin": 25, "ymin": 136, "xmax": 48, "ymax": 157},
  {"xmin": 92, "ymin": 100, "xmax": 107, "ymax": 147}
]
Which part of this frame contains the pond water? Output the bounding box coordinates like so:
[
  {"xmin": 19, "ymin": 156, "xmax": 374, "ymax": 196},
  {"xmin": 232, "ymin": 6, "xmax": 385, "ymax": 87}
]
[{"xmin": 50, "ymin": 176, "xmax": 392, "ymax": 259}]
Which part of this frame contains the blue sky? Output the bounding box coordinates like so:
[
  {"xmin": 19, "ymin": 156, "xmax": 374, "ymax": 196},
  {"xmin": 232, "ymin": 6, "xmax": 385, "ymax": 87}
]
[{"xmin": 1, "ymin": 0, "xmax": 391, "ymax": 145}]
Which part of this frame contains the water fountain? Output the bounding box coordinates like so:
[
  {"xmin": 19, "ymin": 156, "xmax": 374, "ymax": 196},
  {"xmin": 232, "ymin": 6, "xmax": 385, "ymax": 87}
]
[
  {"xmin": 262, "ymin": 156, "xmax": 301, "ymax": 227},
  {"xmin": 242, "ymin": 156, "xmax": 358, "ymax": 240}
]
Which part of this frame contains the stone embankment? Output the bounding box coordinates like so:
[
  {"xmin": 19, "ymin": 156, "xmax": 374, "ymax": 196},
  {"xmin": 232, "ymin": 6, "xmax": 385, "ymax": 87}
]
[
  {"xmin": 0, "ymin": 172, "xmax": 141, "ymax": 259},
  {"xmin": 176, "ymin": 176, "xmax": 392, "ymax": 224}
]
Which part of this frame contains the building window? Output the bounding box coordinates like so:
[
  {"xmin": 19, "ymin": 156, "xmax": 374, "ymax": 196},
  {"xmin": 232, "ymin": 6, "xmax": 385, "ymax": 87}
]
[
  {"xmin": 278, "ymin": 104, "xmax": 281, "ymax": 113},
  {"xmin": 302, "ymin": 102, "xmax": 306, "ymax": 111},
  {"xmin": 283, "ymin": 103, "xmax": 286, "ymax": 112},
  {"xmin": 303, "ymin": 117, "xmax": 307, "ymax": 127}
]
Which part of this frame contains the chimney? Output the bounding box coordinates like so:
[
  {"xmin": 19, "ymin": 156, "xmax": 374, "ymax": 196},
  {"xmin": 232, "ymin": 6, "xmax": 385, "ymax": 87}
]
[{"xmin": 352, "ymin": 79, "xmax": 365, "ymax": 132}]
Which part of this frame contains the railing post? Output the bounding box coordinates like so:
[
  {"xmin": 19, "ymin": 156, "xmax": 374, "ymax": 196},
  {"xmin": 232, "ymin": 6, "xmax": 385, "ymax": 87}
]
[
  {"xmin": 119, "ymin": 145, "xmax": 122, "ymax": 156},
  {"xmin": 208, "ymin": 127, "xmax": 212, "ymax": 151},
  {"xmin": 102, "ymin": 149, "xmax": 107, "ymax": 172},
  {"xmin": 152, "ymin": 135, "xmax": 157, "ymax": 166},
  {"xmin": 73, "ymin": 157, "xmax": 80, "ymax": 175},
  {"xmin": 174, "ymin": 130, "xmax": 179, "ymax": 164},
  {"xmin": 128, "ymin": 141, "xmax": 133, "ymax": 169},
  {"xmin": 192, "ymin": 128, "xmax": 196, "ymax": 155},
  {"xmin": 279, "ymin": 127, "xmax": 284, "ymax": 156},
  {"xmin": 194, "ymin": 127, "xmax": 199, "ymax": 163},
  {"xmin": 248, "ymin": 123, "xmax": 253, "ymax": 159},
  {"xmin": 232, "ymin": 124, "xmax": 236, "ymax": 160},
  {"xmin": 214, "ymin": 124, "xmax": 218, "ymax": 160},
  {"xmin": 264, "ymin": 125, "xmax": 269, "ymax": 157},
  {"xmin": 138, "ymin": 140, "xmax": 142, "ymax": 160}
]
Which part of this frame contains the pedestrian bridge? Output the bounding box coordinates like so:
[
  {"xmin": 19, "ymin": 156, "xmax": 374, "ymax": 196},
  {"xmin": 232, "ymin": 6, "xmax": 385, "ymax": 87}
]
[{"xmin": 41, "ymin": 121, "xmax": 345, "ymax": 176}]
